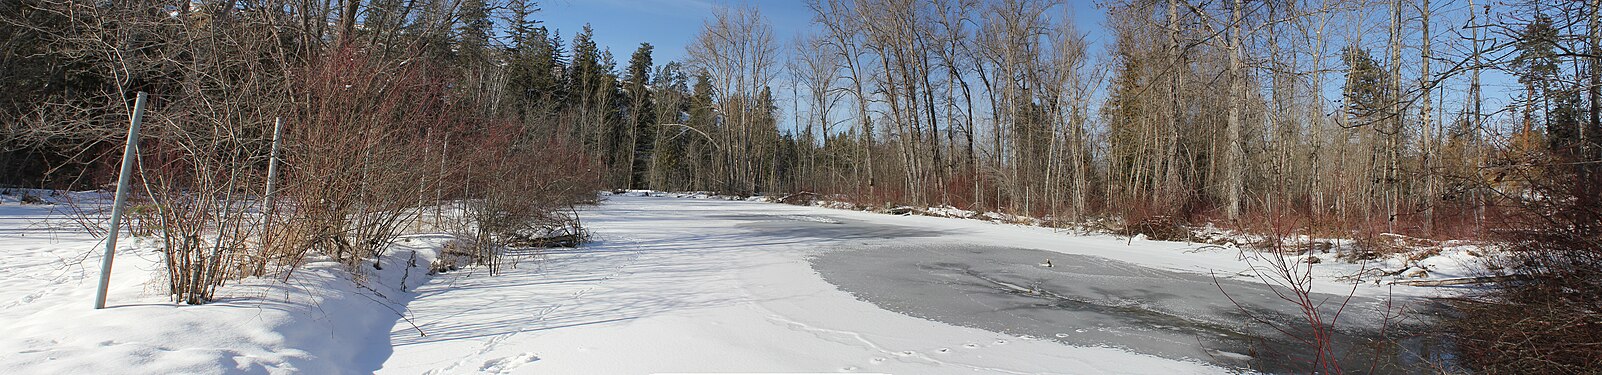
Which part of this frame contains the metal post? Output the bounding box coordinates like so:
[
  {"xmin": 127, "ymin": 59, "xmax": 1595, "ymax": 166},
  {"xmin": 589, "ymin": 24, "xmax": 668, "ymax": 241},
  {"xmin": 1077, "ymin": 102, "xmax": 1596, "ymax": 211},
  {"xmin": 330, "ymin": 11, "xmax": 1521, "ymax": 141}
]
[
  {"xmin": 263, "ymin": 117, "xmax": 283, "ymax": 217},
  {"xmin": 94, "ymin": 91, "xmax": 147, "ymax": 309}
]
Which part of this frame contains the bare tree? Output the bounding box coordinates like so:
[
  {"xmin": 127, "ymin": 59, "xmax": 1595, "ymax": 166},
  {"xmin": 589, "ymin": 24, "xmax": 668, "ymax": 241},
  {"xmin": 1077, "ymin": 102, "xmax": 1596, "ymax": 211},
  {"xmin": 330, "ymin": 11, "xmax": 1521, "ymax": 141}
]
[{"xmin": 688, "ymin": 5, "xmax": 780, "ymax": 194}]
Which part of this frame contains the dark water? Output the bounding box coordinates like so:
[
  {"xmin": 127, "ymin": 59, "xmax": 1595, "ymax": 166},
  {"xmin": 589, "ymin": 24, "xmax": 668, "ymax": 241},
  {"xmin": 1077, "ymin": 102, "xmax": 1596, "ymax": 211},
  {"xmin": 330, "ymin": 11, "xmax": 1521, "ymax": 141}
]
[{"xmin": 811, "ymin": 244, "xmax": 1459, "ymax": 374}]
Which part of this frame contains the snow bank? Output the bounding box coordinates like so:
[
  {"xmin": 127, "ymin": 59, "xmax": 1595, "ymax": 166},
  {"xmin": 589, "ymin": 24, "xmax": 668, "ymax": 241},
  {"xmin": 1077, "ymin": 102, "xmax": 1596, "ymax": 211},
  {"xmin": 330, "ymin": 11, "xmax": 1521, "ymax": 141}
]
[{"xmin": 0, "ymin": 201, "xmax": 448, "ymax": 375}]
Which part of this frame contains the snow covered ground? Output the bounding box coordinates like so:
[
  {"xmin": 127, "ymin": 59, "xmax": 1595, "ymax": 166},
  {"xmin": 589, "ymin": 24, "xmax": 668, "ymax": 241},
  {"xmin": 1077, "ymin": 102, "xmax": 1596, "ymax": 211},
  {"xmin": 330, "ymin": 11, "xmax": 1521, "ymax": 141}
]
[
  {"xmin": 0, "ymin": 191, "xmax": 448, "ymax": 374},
  {"xmin": 0, "ymin": 191, "xmax": 1468, "ymax": 374}
]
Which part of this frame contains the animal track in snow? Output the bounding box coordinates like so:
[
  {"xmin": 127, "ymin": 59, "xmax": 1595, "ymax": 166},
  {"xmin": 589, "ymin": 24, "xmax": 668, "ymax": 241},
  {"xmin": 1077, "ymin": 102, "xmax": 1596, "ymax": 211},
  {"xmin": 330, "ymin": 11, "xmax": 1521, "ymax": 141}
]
[{"xmin": 478, "ymin": 352, "xmax": 539, "ymax": 373}]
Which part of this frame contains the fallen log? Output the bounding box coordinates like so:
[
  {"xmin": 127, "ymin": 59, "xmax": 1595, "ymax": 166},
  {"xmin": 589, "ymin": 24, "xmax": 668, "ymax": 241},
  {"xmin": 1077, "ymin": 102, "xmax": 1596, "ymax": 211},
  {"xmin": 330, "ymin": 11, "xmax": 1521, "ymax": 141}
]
[
  {"xmin": 506, "ymin": 233, "xmax": 582, "ymax": 248},
  {"xmin": 885, "ymin": 206, "xmax": 915, "ymax": 215},
  {"xmin": 1387, "ymin": 274, "xmax": 1532, "ymax": 287}
]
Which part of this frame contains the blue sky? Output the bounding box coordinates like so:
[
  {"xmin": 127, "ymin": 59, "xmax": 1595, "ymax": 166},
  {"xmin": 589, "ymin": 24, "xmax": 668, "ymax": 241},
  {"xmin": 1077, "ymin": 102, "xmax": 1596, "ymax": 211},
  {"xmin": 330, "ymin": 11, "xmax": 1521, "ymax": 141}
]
[{"xmin": 539, "ymin": 0, "xmax": 817, "ymax": 65}]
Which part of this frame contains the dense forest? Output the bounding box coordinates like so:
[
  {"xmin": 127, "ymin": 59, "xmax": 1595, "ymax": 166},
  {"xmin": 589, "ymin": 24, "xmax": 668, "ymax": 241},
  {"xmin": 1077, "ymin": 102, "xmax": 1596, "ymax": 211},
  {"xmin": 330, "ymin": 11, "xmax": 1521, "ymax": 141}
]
[{"xmin": 3, "ymin": 0, "xmax": 1600, "ymax": 371}]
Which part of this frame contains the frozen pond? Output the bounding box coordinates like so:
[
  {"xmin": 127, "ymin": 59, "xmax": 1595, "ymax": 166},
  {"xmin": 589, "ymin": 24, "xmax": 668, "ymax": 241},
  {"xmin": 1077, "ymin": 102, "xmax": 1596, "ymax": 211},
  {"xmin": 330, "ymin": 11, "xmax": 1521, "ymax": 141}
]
[{"xmin": 812, "ymin": 244, "xmax": 1454, "ymax": 373}]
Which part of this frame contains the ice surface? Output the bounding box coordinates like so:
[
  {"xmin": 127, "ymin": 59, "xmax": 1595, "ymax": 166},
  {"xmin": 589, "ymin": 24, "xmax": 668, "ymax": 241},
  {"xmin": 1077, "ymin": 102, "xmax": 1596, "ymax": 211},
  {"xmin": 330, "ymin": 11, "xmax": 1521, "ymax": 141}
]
[{"xmin": 813, "ymin": 244, "xmax": 1451, "ymax": 373}]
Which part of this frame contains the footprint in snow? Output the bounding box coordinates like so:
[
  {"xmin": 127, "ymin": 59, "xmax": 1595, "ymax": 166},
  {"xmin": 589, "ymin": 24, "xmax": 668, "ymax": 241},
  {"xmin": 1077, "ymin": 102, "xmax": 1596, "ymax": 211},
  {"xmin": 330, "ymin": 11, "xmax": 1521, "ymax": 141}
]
[
  {"xmin": 936, "ymin": 348, "xmax": 951, "ymax": 354},
  {"xmin": 892, "ymin": 350, "xmax": 915, "ymax": 357},
  {"xmin": 869, "ymin": 357, "xmax": 886, "ymax": 364},
  {"xmin": 962, "ymin": 343, "xmax": 979, "ymax": 349},
  {"xmin": 993, "ymin": 339, "xmax": 1009, "ymax": 345},
  {"xmin": 479, "ymin": 353, "xmax": 540, "ymax": 373},
  {"xmin": 1054, "ymin": 333, "xmax": 1069, "ymax": 338}
]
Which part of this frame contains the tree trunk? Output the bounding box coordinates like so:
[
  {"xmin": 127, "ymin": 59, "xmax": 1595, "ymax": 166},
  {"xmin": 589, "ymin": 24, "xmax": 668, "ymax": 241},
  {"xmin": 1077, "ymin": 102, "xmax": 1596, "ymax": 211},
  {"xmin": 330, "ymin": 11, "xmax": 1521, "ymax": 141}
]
[
  {"xmin": 1225, "ymin": 0, "xmax": 1244, "ymax": 221},
  {"xmin": 1420, "ymin": 0, "xmax": 1434, "ymax": 236}
]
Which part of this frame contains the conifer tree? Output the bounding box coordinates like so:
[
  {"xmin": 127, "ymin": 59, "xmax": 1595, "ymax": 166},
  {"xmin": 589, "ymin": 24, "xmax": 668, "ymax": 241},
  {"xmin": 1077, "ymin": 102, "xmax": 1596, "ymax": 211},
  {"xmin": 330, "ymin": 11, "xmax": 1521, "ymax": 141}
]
[{"xmin": 625, "ymin": 43, "xmax": 657, "ymax": 188}]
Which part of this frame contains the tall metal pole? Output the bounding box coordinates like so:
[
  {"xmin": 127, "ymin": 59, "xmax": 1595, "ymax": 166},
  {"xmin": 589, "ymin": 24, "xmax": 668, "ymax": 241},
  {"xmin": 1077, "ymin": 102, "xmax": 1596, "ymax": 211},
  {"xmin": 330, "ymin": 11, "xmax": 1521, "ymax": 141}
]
[
  {"xmin": 263, "ymin": 117, "xmax": 283, "ymax": 217},
  {"xmin": 94, "ymin": 91, "xmax": 147, "ymax": 309}
]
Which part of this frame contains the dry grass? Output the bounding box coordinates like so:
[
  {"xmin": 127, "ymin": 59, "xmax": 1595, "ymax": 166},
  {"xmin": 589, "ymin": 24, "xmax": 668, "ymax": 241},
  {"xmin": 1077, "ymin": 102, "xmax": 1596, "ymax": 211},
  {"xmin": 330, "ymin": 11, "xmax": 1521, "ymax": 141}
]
[
  {"xmin": 1450, "ymin": 269, "xmax": 1602, "ymax": 374},
  {"xmin": 1448, "ymin": 178, "xmax": 1602, "ymax": 373}
]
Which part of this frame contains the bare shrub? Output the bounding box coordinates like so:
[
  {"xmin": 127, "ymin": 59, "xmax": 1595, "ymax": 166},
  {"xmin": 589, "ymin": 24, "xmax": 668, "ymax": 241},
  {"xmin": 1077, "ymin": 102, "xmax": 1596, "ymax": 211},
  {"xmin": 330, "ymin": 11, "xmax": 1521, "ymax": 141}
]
[
  {"xmin": 1450, "ymin": 259, "xmax": 1602, "ymax": 373},
  {"xmin": 1220, "ymin": 215, "xmax": 1381, "ymax": 374},
  {"xmin": 141, "ymin": 154, "xmax": 257, "ymax": 304},
  {"xmin": 6, "ymin": 0, "xmax": 603, "ymax": 308},
  {"xmin": 455, "ymin": 121, "xmax": 598, "ymax": 275},
  {"xmin": 1345, "ymin": 234, "xmax": 1403, "ymax": 261},
  {"xmin": 1447, "ymin": 140, "xmax": 1602, "ymax": 372},
  {"xmin": 268, "ymin": 48, "xmax": 452, "ymax": 276},
  {"xmin": 7, "ymin": 1, "xmax": 301, "ymax": 303},
  {"xmin": 1452, "ymin": 217, "xmax": 1602, "ymax": 373},
  {"xmin": 19, "ymin": 192, "xmax": 45, "ymax": 204},
  {"xmin": 779, "ymin": 191, "xmax": 817, "ymax": 205}
]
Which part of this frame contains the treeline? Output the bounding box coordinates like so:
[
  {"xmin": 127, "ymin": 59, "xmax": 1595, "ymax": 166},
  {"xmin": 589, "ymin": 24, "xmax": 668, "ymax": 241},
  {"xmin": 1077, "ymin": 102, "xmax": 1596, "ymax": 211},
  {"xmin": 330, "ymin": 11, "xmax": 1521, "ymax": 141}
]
[
  {"xmin": 0, "ymin": 1, "xmax": 619, "ymax": 302},
  {"xmin": 754, "ymin": 0, "xmax": 1602, "ymax": 239}
]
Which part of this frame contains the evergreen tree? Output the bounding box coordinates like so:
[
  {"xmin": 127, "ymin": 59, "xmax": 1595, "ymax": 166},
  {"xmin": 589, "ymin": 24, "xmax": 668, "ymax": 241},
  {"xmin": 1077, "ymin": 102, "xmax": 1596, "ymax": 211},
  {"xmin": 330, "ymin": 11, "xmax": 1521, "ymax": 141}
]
[
  {"xmin": 546, "ymin": 28, "xmax": 570, "ymax": 106},
  {"xmin": 754, "ymin": 86, "xmax": 781, "ymax": 192},
  {"xmin": 688, "ymin": 71, "xmax": 718, "ymax": 190},
  {"xmin": 570, "ymin": 24, "xmax": 602, "ymax": 100},
  {"xmin": 1513, "ymin": 13, "xmax": 1559, "ymax": 136},
  {"xmin": 569, "ymin": 25, "xmax": 604, "ymax": 148},
  {"xmin": 1341, "ymin": 46, "xmax": 1390, "ymax": 124},
  {"xmin": 457, "ymin": 0, "xmax": 493, "ymax": 65},
  {"xmin": 503, "ymin": 2, "xmax": 544, "ymax": 124},
  {"xmin": 506, "ymin": 0, "xmax": 541, "ymax": 49},
  {"xmin": 649, "ymin": 62, "xmax": 690, "ymax": 189},
  {"xmin": 624, "ymin": 43, "xmax": 657, "ymax": 188}
]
